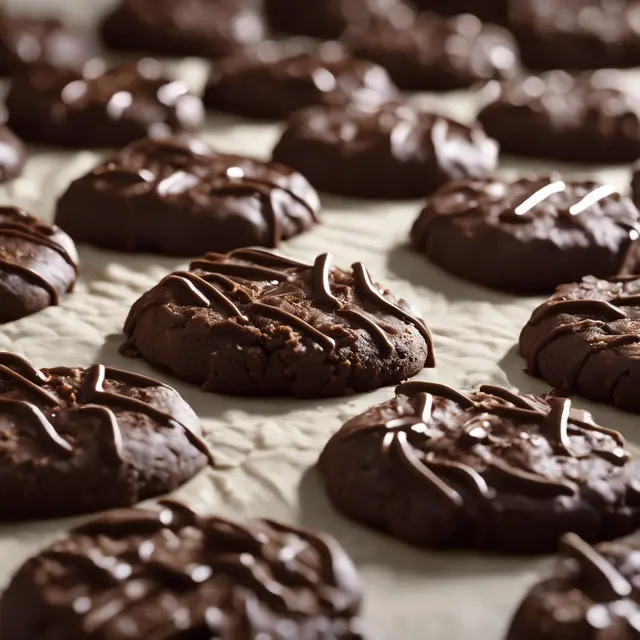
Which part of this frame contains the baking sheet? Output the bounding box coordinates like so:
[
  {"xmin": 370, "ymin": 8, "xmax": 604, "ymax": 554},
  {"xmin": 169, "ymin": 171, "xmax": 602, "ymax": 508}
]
[{"xmin": 2, "ymin": 1, "xmax": 640, "ymax": 638}]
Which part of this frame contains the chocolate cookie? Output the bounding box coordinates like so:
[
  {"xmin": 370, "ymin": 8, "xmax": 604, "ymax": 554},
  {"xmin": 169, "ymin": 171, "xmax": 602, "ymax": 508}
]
[
  {"xmin": 204, "ymin": 46, "xmax": 397, "ymax": 120},
  {"xmin": 508, "ymin": 0, "xmax": 640, "ymax": 71},
  {"xmin": 0, "ymin": 12, "xmax": 93, "ymax": 76},
  {"xmin": 272, "ymin": 102, "xmax": 498, "ymax": 199},
  {"xmin": 0, "ymin": 500, "xmax": 363, "ymax": 639},
  {"xmin": 0, "ymin": 121, "xmax": 25, "ymax": 183},
  {"xmin": 411, "ymin": 176, "xmax": 640, "ymax": 295},
  {"xmin": 56, "ymin": 137, "xmax": 320, "ymax": 256},
  {"xmin": 318, "ymin": 381, "xmax": 640, "ymax": 553},
  {"xmin": 410, "ymin": 0, "xmax": 508, "ymax": 23},
  {"xmin": 0, "ymin": 352, "xmax": 211, "ymax": 520},
  {"xmin": 6, "ymin": 59, "xmax": 204, "ymax": 149},
  {"xmin": 101, "ymin": 0, "xmax": 265, "ymax": 59},
  {"xmin": 478, "ymin": 71, "xmax": 640, "ymax": 163},
  {"xmin": 0, "ymin": 207, "xmax": 78, "ymax": 323},
  {"xmin": 122, "ymin": 248, "xmax": 435, "ymax": 397},
  {"xmin": 520, "ymin": 274, "xmax": 640, "ymax": 414},
  {"xmin": 345, "ymin": 11, "xmax": 519, "ymax": 91},
  {"xmin": 507, "ymin": 532, "xmax": 640, "ymax": 639}
]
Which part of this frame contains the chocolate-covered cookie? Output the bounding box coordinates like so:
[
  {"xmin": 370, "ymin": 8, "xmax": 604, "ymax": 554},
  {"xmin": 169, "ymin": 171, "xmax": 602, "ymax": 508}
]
[
  {"xmin": 411, "ymin": 0, "xmax": 508, "ymax": 23},
  {"xmin": 479, "ymin": 71, "xmax": 640, "ymax": 163},
  {"xmin": 0, "ymin": 207, "xmax": 78, "ymax": 323},
  {"xmin": 318, "ymin": 381, "xmax": 640, "ymax": 553},
  {"xmin": 101, "ymin": 0, "xmax": 265, "ymax": 59},
  {"xmin": 411, "ymin": 176, "xmax": 640, "ymax": 295},
  {"xmin": 204, "ymin": 46, "xmax": 397, "ymax": 120},
  {"xmin": 507, "ymin": 532, "xmax": 640, "ymax": 639},
  {"xmin": 509, "ymin": 0, "xmax": 640, "ymax": 71},
  {"xmin": 0, "ymin": 353, "xmax": 211, "ymax": 519},
  {"xmin": 6, "ymin": 59, "xmax": 204, "ymax": 149},
  {"xmin": 56, "ymin": 137, "xmax": 320, "ymax": 256},
  {"xmin": 272, "ymin": 102, "xmax": 498, "ymax": 199},
  {"xmin": 520, "ymin": 274, "xmax": 640, "ymax": 414},
  {"xmin": 0, "ymin": 12, "xmax": 93, "ymax": 76},
  {"xmin": 0, "ymin": 122, "xmax": 25, "ymax": 183},
  {"xmin": 0, "ymin": 500, "xmax": 363, "ymax": 639},
  {"xmin": 346, "ymin": 11, "xmax": 519, "ymax": 91},
  {"xmin": 122, "ymin": 248, "xmax": 435, "ymax": 397}
]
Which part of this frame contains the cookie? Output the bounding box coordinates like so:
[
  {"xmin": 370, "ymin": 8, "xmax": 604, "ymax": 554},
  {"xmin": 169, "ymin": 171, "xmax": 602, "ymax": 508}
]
[
  {"xmin": 318, "ymin": 381, "xmax": 640, "ymax": 553},
  {"xmin": 507, "ymin": 532, "xmax": 640, "ymax": 639},
  {"xmin": 0, "ymin": 12, "xmax": 93, "ymax": 76},
  {"xmin": 411, "ymin": 176, "xmax": 640, "ymax": 295},
  {"xmin": 272, "ymin": 102, "xmax": 498, "ymax": 199},
  {"xmin": 0, "ymin": 121, "xmax": 25, "ymax": 183},
  {"xmin": 478, "ymin": 71, "xmax": 640, "ymax": 163},
  {"xmin": 410, "ymin": 0, "xmax": 508, "ymax": 23},
  {"xmin": 56, "ymin": 137, "xmax": 320, "ymax": 256},
  {"xmin": 520, "ymin": 274, "xmax": 640, "ymax": 414},
  {"xmin": 101, "ymin": 0, "xmax": 265, "ymax": 59},
  {"xmin": 122, "ymin": 248, "xmax": 435, "ymax": 398},
  {"xmin": 509, "ymin": 0, "xmax": 640, "ymax": 71},
  {"xmin": 0, "ymin": 500, "xmax": 363, "ymax": 639},
  {"xmin": 345, "ymin": 11, "xmax": 519, "ymax": 91},
  {"xmin": 6, "ymin": 59, "xmax": 204, "ymax": 149},
  {"xmin": 0, "ymin": 352, "xmax": 211, "ymax": 519},
  {"xmin": 0, "ymin": 207, "xmax": 78, "ymax": 323},
  {"xmin": 204, "ymin": 45, "xmax": 397, "ymax": 120}
]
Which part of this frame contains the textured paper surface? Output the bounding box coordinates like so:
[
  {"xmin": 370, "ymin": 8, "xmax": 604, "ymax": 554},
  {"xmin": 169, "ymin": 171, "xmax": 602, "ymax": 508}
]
[{"xmin": 1, "ymin": 1, "xmax": 640, "ymax": 638}]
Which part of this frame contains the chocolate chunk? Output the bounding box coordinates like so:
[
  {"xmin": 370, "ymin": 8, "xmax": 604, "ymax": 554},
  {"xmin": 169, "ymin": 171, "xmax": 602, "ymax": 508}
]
[
  {"xmin": 272, "ymin": 101, "xmax": 498, "ymax": 199},
  {"xmin": 101, "ymin": 0, "xmax": 265, "ymax": 59},
  {"xmin": 507, "ymin": 532, "xmax": 640, "ymax": 639},
  {"xmin": 478, "ymin": 71, "xmax": 640, "ymax": 163},
  {"xmin": 0, "ymin": 207, "xmax": 78, "ymax": 323},
  {"xmin": 318, "ymin": 381, "xmax": 640, "ymax": 553},
  {"xmin": 520, "ymin": 274, "xmax": 640, "ymax": 413},
  {"xmin": 0, "ymin": 353, "xmax": 211, "ymax": 519},
  {"xmin": 0, "ymin": 500, "xmax": 364, "ymax": 639},
  {"xmin": 508, "ymin": 0, "xmax": 640, "ymax": 71},
  {"xmin": 122, "ymin": 248, "xmax": 435, "ymax": 397},
  {"xmin": 6, "ymin": 59, "xmax": 204, "ymax": 149},
  {"xmin": 55, "ymin": 137, "xmax": 320, "ymax": 256},
  {"xmin": 204, "ymin": 45, "xmax": 398, "ymax": 120},
  {"xmin": 410, "ymin": 0, "xmax": 508, "ymax": 23},
  {"xmin": 345, "ymin": 10, "xmax": 519, "ymax": 91},
  {"xmin": 411, "ymin": 175, "xmax": 640, "ymax": 295},
  {"xmin": 0, "ymin": 120, "xmax": 25, "ymax": 183}
]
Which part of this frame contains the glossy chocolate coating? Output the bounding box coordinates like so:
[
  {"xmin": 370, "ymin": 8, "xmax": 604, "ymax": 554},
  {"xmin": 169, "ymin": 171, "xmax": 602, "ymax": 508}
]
[
  {"xmin": 272, "ymin": 101, "xmax": 498, "ymax": 200},
  {"xmin": 55, "ymin": 137, "xmax": 320, "ymax": 256},
  {"xmin": 0, "ymin": 353, "xmax": 210, "ymax": 519},
  {"xmin": 507, "ymin": 532, "xmax": 640, "ymax": 639},
  {"xmin": 6, "ymin": 59, "xmax": 204, "ymax": 149},
  {"xmin": 346, "ymin": 10, "xmax": 519, "ymax": 91},
  {"xmin": 318, "ymin": 381, "xmax": 640, "ymax": 553},
  {"xmin": 411, "ymin": 175, "xmax": 640, "ymax": 295},
  {"xmin": 122, "ymin": 248, "xmax": 434, "ymax": 398},
  {"xmin": 101, "ymin": 0, "xmax": 265, "ymax": 59},
  {"xmin": 520, "ymin": 274, "xmax": 640, "ymax": 414},
  {"xmin": 0, "ymin": 121, "xmax": 25, "ymax": 184},
  {"xmin": 0, "ymin": 500, "xmax": 364, "ymax": 639},
  {"xmin": 204, "ymin": 44, "xmax": 398, "ymax": 120},
  {"xmin": 479, "ymin": 71, "xmax": 640, "ymax": 163}
]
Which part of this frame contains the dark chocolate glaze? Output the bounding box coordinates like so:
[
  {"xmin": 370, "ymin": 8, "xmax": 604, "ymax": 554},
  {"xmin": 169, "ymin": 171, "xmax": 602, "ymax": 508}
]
[{"xmin": 0, "ymin": 500, "xmax": 364, "ymax": 639}]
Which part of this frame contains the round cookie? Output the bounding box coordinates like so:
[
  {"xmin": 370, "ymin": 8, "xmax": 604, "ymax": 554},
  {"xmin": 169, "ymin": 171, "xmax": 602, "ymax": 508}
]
[
  {"xmin": 122, "ymin": 248, "xmax": 435, "ymax": 398},
  {"xmin": 345, "ymin": 11, "xmax": 519, "ymax": 91},
  {"xmin": 0, "ymin": 121, "xmax": 25, "ymax": 183},
  {"xmin": 56, "ymin": 137, "xmax": 320, "ymax": 256},
  {"xmin": 520, "ymin": 274, "xmax": 640, "ymax": 414},
  {"xmin": 508, "ymin": 0, "xmax": 640, "ymax": 71},
  {"xmin": 6, "ymin": 59, "xmax": 204, "ymax": 149},
  {"xmin": 318, "ymin": 381, "xmax": 640, "ymax": 553},
  {"xmin": 410, "ymin": 0, "xmax": 508, "ymax": 23},
  {"xmin": 0, "ymin": 500, "xmax": 364, "ymax": 639},
  {"xmin": 411, "ymin": 175, "xmax": 640, "ymax": 295},
  {"xmin": 507, "ymin": 532, "xmax": 640, "ymax": 639},
  {"xmin": 101, "ymin": 0, "xmax": 265, "ymax": 59},
  {"xmin": 478, "ymin": 71, "xmax": 640, "ymax": 163},
  {"xmin": 0, "ymin": 352, "xmax": 211, "ymax": 519},
  {"xmin": 0, "ymin": 207, "xmax": 78, "ymax": 323},
  {"xmin": 204, "ymin": 46, "xmax": 397, "ymax": 120},
  {"xmin": 272, "ymin": 102, "xmax": 498, "ymax": 199}
]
